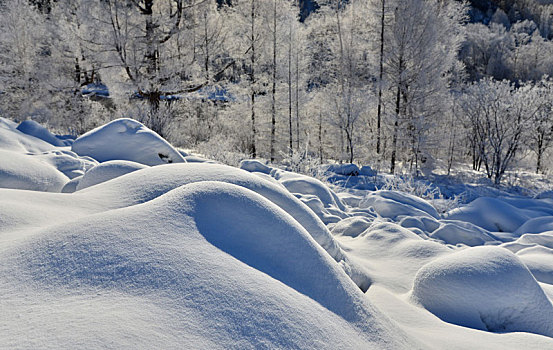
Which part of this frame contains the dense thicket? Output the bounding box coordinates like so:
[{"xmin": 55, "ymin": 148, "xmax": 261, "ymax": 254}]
[{"xmin": 1, "ymin": 0, "xmax": 553, "ymax": 182}]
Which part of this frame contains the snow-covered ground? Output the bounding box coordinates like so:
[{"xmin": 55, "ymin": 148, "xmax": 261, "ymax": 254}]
[{"xmin": 2, "ymin": 117, "xmax": 553, "ymax": 349}]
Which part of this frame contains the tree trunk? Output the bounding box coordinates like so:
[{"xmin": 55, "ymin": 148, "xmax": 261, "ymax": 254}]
[
  {"xmin": 295, "ymin": 47, "xmax": 300, "ymax": 151},
  {"xmin": 288, "ymin": 20, "xmax": 293, "ymax": 156},
  {"xmin": 376, "ymin": 0, "xmax": 385, "ymax": 155},
  {"xmin": 204, "ymin": 11, "xmax": 209, "ymax": 81},
  {"xmin": 250, "ymin": 0, "xmax": 257, "ymax": 158},
  {"xmin": 536, "ymin": 133, "xmax": 544, "ymax": 174},
  {"xmin": 270, "ymin": 0, "xmax": 277, "ymax": 162},
  {"xmin": 319, "ymin": 112, "xmax": 323, "ymax": 163},
  {"xmin": 390, "ymin": 83, "xmax": 401, "ymax": 174}
]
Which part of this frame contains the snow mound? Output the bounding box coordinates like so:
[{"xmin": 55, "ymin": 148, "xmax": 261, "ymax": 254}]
[
  {"xmin": 516, "ymin": 232, "xmax": 553, "ymax": 250},
  {"xmin": 360, "ymin": 190, "xmax": 439, "ymax": 220},
  {"xmin": 516, "ymin": 245, "xmax": 553, "ymax": 284},
  {"xmin": 412, "ymin": 246, "xmax": 553, "ymax": 337},
  {"xmin": 445, "ymin": 197, "xmax": 534, "ymax": 232},
  {"xmin": 0, "ymin": 150, "xmax": 69, "ymax": 192},
  {"xmin": 331, "ymin": 217, "xmax": 373, "ymax": 237},
  {"xmin": 61, "ymin": 175, "xmax": 82, "ymax": 193},
  {"xmin": 430, "ymin": 220, "xmax": 498, "ymax": 246},
  {"xmin": 335, "ymin": 222, "xmax": 449, "ymax": 292},
  {"xmin": 76, "ymin": 160, "xmax": 148, "ymax": 190},
  {"xmin": 30, "ymin": 149, "xmax": 97, "ymax": 179},
  {"xmin": 1, "ymin": 181, "xmax": 414, "ymax": 348},
  {"xmin": 0, "ymin": 117, "xmax": 59, "ymax": 153},
  {"xmin": 239, "ymin": 159, "xmax": 272, "ymax": 174},
  {"xmin": 359, "ymin": 165, "xmax": 377, "ymax": 176},
  {"xmin": 71, "ymin": 118, "xmax": 185, "ymax": 166},
  {"xmin": 515, "ymin": 216, "xmax": 553, "ymax": 235},
  {"xmin": 77, "ymin": 163, "xmax": 370, "ymax": 290},
  {"xmin": 277, "ymin": 175, "xmax": 346, "ymax": 211},
  {"xmin": 322, "ymin": 163, "xmax": 360, "ymax": 176},
  {"xmin": 16, "ymin": 119, "xmax": 72, "ymax": 146},
  {"xmin": 399, "ymin": 216, "xmax": 440, "ymax": 234}
]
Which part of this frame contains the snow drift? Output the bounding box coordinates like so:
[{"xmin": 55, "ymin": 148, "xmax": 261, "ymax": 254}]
[
  {"xmin": 412, "ymin": 246, "xmax": 553, "ymax": 337},
  {"xmin": 72, "ymin": 118, "xmax": 185, "ymax": 165}
]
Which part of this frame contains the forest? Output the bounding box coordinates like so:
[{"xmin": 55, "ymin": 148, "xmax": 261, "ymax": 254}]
[{"xmin": 2, "ymin": 0, "xmax": 553, "ymax": 184}]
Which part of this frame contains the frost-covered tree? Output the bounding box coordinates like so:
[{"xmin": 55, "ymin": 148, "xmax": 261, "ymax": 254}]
[
  {"xmin": 526, "ymin": 77, "xmax": 553, "ymax": 174},
  {"xmin": 0, "ymin": 0, "xmax": 50, "ymax": 119},
  {"xmin": 305, "ymin": 0, "xmax": 372, "ymax": 163},
  {"xmin": 460, "ymin": 78, "xmax": 542, "ymax": 184},
  {"xmin": 386, "ymin": 0, "xmax": 466, "ymax": 174}
]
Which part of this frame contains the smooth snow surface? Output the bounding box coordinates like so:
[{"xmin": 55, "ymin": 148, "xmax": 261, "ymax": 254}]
[
  {"xmin": 2, "ymin": 121, "xmax": 553, "ymax": 349},
  {"xmin": 72, "ymin": 118, "xmax": 185, "ymax": 165},
  {"xmin": 411, "ymin": 246, "xmax": 553, "ymax": 337},
  {"xmin": 76, "ymin": 160, "xmax": 148, "ymax": 190},
  {"xmin": 16, "ymin": 119, "xmax": 72, "ymax": 146}
]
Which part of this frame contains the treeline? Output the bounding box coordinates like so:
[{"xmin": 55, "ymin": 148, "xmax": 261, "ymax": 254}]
[{"xmin": 1, "ymin": 0, "xmax": 553, "ymax": 183}]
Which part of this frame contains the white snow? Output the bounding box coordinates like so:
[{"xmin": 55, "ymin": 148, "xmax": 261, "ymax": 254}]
[
  {"xmin": 360, "ymin": 190, "xmax": 440, "ymax": 220},
  {"xmin": 411, "ymin": 246, "xmax": 553, "ymax": 337},
  {"xmin": 16, "ymin": 119, "xmax": 72, "ymax": 146},
  {"xmin": 71, "ymin": 118, "xmax": 186, "ymax": 165},
  {"xmin": 76, "ymin": 160, "xmax": 148, "ymax": 190},
  {"xmin": 445, "ymin": 197, "xmax": 533, "ymax": 232},
  {"xmin": 2, "ymin": 117, "xmax": 553, "ymax": 349}
]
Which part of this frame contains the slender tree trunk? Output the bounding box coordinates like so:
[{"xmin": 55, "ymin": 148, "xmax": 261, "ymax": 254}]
[
  {"xmin": 295, "ymin": 48, "xmax": 300, "ymax": 151},
  {"xmin": 376, "ymin": 0, "xmax": 385, "ymax": 155},
  {"xmin": 390, "ymin": 83, "xmax": 401, "ymax": 174},
  {"xmin": 250, "ymin": 0, "xmax": 257, "ymax": 158},
  {"xmin": 536, "ymin": 134, "xmax": 544, "ymax": 174},
  {"xmin": 270, "ymin": 0, "xmax": 277, "ymax": 162},
  {"xmin": 319, "ymin": 112, "xmax": 323, "ymax": 163},
  {"xmin": 204, "ymin": 11, "xmax": 209, "ymax": 81},
  {"xmin": 288, "ymin": 19, "xmax": 293, "ymax": 156}
]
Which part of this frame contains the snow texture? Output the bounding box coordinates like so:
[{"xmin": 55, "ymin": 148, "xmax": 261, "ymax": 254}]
[
  {"xmin": 412, "ymin": 246, "xmax": 553, "ymax": 337},
  {"xmin": 2, "ymin": 118, "xmax": 553, "ymax": 349},
  {"xmin": 76, "ymin": 160, "xmax": 148, "ymax": 190},
  {"xmin": 16, "ymin": 119, "xmax": 73, "ymax": 146},
  {"xmin": 72, "ymin": 118, "xmax": 186, "ymax": 165}
]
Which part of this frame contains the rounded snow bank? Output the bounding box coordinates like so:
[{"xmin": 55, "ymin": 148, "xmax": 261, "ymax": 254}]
[
  {"xmin": 0, "ymin": 150, "xmax": 68, "ymax": 192},
  {"xmin": 412, "ymin": 246, "xmax": 553, "ymax": 337},
  {"xmin": 5, "ymin": 181, "xmax": 413, "ymax": 348},
  {"xmin": 445, "ymin": 197, "xmax": 530, "ymax": 232},
  {"xmin": 79, "ymin": 163, "xmax": 370, "ymax": 290},
  {"xmin": 76, "ymin": 160, "xmax": 147, "ymax": 190},
  {"xmin": 239, "ymin": 159, "xmax": 272, "ymax": 174},
  {"xmin": 71, "ymin": 118, "xmax": 185, "ymax": 166},
  {"xmin": 16, "ymin": 120, "xmax": 71, "ymax": 147},
  {"xmin": 360, "ymin": 190, "xmax": 439, "ymax": 220}
]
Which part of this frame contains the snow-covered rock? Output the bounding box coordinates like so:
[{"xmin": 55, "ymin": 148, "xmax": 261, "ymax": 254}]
[
  {"xmin": 412, "ymin": 246, "xmax": 553, "ymax": 337},
  {"xmin": 335, "ymin": 222, "xmax": 450, "ymax": 293},
  {"xmin": 0, "ymin": 117, "xmax": 59, "ymax": 153},
  {"xmin": 71, "ymin": 118, "xmax": 185, "ymax": 166}
]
